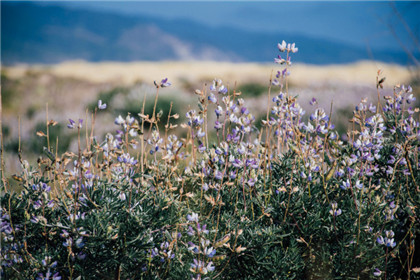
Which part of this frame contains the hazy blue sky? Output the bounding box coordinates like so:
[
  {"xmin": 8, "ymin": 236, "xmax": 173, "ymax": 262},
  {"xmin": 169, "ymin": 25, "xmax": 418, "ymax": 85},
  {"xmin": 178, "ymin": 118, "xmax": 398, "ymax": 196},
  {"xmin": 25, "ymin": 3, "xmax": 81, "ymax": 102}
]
[{"xmin": 45, "ymin": 1, "xmax": 420, "ymax": 51}]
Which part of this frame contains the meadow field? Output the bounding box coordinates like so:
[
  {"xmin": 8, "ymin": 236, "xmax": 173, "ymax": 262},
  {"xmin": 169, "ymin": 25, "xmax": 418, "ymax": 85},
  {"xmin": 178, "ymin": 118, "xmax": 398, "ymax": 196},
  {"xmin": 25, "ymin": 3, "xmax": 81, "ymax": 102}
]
[{"xmin": 1, "ymin": 49, "xmax": 420, "ymax": 279}]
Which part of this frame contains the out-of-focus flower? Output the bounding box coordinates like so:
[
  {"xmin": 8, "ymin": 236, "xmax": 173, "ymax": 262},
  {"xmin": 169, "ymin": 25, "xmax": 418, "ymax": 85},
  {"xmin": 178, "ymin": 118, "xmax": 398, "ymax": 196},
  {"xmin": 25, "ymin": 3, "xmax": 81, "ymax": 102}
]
[
  {"xmin": 67, "ymin": 119, "xmax": 76, "ymax": 129},
  {"xmin": 155, "ymin": 78, "xmax": 171, "ymax": 88},
  {"xmin": 278, "ymin": 40, "xmax": 287, "ymax": 52},
  {"xmin": 98, "ymin": 100, "xmax": 107, "ymax": 110}
]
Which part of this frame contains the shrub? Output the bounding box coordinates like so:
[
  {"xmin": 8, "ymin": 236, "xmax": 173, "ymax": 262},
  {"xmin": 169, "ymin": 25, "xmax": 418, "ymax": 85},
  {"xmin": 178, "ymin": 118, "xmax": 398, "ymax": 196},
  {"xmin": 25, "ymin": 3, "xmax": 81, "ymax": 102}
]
[{"xmin": 1, "ymin": 41, "xmax": 419, "ymax": 280}]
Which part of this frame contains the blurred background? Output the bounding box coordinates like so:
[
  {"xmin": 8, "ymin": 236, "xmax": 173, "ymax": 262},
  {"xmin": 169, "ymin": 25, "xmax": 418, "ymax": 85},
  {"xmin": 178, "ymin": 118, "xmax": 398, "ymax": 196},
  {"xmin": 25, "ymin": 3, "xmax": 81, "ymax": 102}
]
[{"xmin": 1, "ymin": 1, "xmax": 420, "ymax": 177}]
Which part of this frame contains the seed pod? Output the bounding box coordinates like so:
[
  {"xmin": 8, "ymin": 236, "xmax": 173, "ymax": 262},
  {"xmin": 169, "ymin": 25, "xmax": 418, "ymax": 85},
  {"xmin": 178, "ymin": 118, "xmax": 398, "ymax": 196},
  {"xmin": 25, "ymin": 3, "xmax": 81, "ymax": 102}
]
[{"xmin": 325, "ymin": 161, "xmax": 337, "ymax": 182}]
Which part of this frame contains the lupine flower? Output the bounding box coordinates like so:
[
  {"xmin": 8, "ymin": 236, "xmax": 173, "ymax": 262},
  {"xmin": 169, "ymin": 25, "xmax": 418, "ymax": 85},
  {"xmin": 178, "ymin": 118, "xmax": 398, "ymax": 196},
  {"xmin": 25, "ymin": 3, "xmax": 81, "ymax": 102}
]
[
  {"xmin": 75, "ymin": 237, "xmax": 85, "ymax": 249},
  {"xmin": 118, "ymin": 192, "xmax": 126, "ymax": 201},
  {"xmin": 340, "ymin": 179, "xmax": 351, "ymax": 190},
  {"xmin": 355, "ymin": 180, "xmax": 363, "ymax": 189},
  {"xmin": 190, "ymin": 259, "xmax": 215, "ymax": 274},
  {"xmin": 407, "ymin": 93, "xmax": 416, "ymax": 104},
  {"xmin": 204, "ymin": 247, "xmax": 217, "ymax": 258},
  {"xmin": 208, "ymin": 93, "xmax": 217, "ymax": 103},
  {"xmin": 36, "ymin": 270, "xmax": 61, "ymax": 280},
  {"xmin": 214, "ymin": 170, "xmax": 223, "ymax": 180},
  {"xmin": 98, "ymin": 100, "xmax": 107, "ymax": 110},
  {"xmin": 197, "ymin": 224, "xmax": 209, "ymax": 235},
  {"xmin": 115, "ymin": 115, "xmax": 125, "ymax": 125},
  {"xmin": 287, "ymin": 42, "xmax": 298, "ymax": 53},
  {"xmin": 187, "ymin": 213, "xmax": 199, "ymax": 222},
  {"xmin": 377, "ymin": 230, "xmax": 396, "ymax": 248},
  {"xmin": 274, "ymin": 55, "xmax": 286, "ymax": 64},
  {"xmin": 77, "ymin": 252, "xmax": 86, "ymax": 260},
  {"xmin": 67, "ymin": 119, "xmax": 76, "ymax": 129},
  {"xmin": 210, "ymin": 79, "xmax": 227, "ymax": 94},
  {"xmin": 187, "ymin": 226, "xmax": 195, "ymax": 236},
  {"xmin": 188, "ymin": 242, "xmax": 199, "ymax": 253},
  {"xmin": 155, "ymin": 78, "xmax": 171, "ymax": 88},
  {"xmin": 329, "ymin": 202, "xmax": 342, "ymax": 216},
  {"xmin": 278, "ymin": 40, "xmax": 287, "ymax": 52},
  {"xmin": 373, "ymin": 268, "xmax": 382, "ymax": 276}
]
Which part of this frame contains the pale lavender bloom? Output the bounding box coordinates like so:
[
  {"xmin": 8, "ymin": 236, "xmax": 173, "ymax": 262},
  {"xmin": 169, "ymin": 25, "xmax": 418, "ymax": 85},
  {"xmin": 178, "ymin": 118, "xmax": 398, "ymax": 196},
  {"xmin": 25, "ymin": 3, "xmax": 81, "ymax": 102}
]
[
  {"xmin": 355, "ymin": 180, "xmax": 363, "ymax": 189},
  {"xmin": 274, "ymin": 55, "xmax": 286, "ymax": 64},
  {"xmin": 232, "ymin": 158, "xmax": 243, "ymax": 168},
  {"xmin": 373, "ymin": 268, "xmax": 382, "ymax": 276},
  {"xmin": 77, "ymin": 252, "xmax": 86, "ymax": 260},
  {"xmin": 208, "ymin": 93, "xmax": 217, "ymax": 104},
  {"xmin": 196, "ymin": 128, "xmax": 205, "ymax": 138},
  {"xmin": 214, "ymin": 121, "xmax": 222, "ymax": 130},
  {"xmin": 115, "ymin": 115, "xmax": 125, "ymax": 125},
  {"xmin": 288, "ymin": 42, "xmax": 298, "ymax": 53},
  {"xmin": 187, "ymin": 212, "xmax": 199, "ymax": 222},
  {"xmin": 98, "ymin": 100, "xmax": 107, "ymax": 110},
  {"xmin": 214, "ymin": 170, "xmax": 223, "ymax": 180},
  {"xmin": 33, "ymin": 200, "xmax": 42, "ymax": 210},
  {"xmin": 247, "ymin": 178, "xmax": 256, "ymax": 187},
  {"xmin": 67, "ymin": 119, "xmax": 75, "ymax": 129},
  {"xmin": 386, "ymin": 238, "xmax": 396, "ymax": 248},
  {"xmin": 63, "ymin": 238, "xmax": 72, "ymax": 247},
  {"xmin": 118, "ymin": 192, "xmax": 126, "ymax": 201},
  {"xmin": 272, "ymin": 79, "xmax": 280, "ymax": 86},
  {"xmin": 75, "ymin": 237, "xmax": 85, "ymax": 249},
  {"xmin": 385, "ymin": 230, "xmax": 395, "ymax": 238},
  {"xmin": 188, "ymin": 242, "xmax": 199, "ymax": 253},
  {"xmin": 309, "ymin": 97, "xmax": 317, "ymax": 106},
  {"xmin": 278, "ymin": 40, "xmax": 287, "ymax": 52},
  {"xmin": 407, "ymin": 93, "xmax": 416, "ymax": 104},
  {"xmin": 187, "ymin": 226, "xmax": 195, "ymax": 236},
  {"xmin": 198, "ymin": 224, "xmax": 209, "ymax": 235},
  {"xmin": 37, "ymin": 270, "xmax": 61, "ymax": 280},
  {"xmin": 329, "ymin": 201, "xmax": 342, "ymax": 216},
  {"xmin": 218, "ymin": 85, "xmax": 228, "ymax": 94},
  {"xmin": 47, "ymin": 200, "xmax": 54, "ymax": 208},
  {"xmin": 60, "ymin": 230, "xmax": 69, "ymax": 238},
  {"xmin": 159, "ymin": 78, "xmax": 171, "ymax": 88},
  {"xmin": 340, "ymin": 179, "xmax": 350, "ymax": 190},
  {"xmin": 198, "ymin": 144, "xmax": 206, "ymax": 153},
  {"xmin": 204, "ymin": 247, "xmax": 216, "ymax": 258},
  {"xmin": 377, "ymin": 236, "xmax": 384, "ymax": 245}
]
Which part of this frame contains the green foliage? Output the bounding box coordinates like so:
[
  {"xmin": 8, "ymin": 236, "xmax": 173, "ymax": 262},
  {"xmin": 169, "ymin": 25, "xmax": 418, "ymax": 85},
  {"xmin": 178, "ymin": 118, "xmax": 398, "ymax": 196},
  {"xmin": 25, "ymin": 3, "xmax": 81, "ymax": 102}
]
[{"xmin": 237, "ymin": 82, "xmax": 267, "ymax": 97}]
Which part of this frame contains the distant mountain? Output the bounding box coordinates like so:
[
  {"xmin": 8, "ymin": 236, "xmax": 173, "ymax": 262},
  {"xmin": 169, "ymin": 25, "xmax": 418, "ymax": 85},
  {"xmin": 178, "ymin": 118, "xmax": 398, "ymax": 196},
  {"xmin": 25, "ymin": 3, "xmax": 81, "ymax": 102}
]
[{"xmin": 1, "ymin": 2, "xmax": 415, "ymax": 65}]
